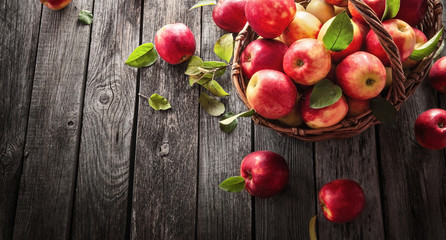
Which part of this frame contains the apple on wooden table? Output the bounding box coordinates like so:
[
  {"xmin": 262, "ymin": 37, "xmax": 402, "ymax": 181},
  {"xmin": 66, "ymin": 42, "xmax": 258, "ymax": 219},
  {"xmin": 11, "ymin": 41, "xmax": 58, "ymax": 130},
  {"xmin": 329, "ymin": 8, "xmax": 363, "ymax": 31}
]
[
  {"xmin": 212, "ymin": 0, "xmax": 247, "ymax": 33},
  {"xmin": 154, "ymin": 23, "xmax": 196, "ymax": 65},
  {"xmin": 428, "ymin": 56, "xmax": 446, "ymax": 93},
  {"xmin": 414, "ymin": 109, "xmax": 446, "ymax": 149},
  {"xmin": 40, "ymin": 0, "xmax": 72, "ymax": 10}
]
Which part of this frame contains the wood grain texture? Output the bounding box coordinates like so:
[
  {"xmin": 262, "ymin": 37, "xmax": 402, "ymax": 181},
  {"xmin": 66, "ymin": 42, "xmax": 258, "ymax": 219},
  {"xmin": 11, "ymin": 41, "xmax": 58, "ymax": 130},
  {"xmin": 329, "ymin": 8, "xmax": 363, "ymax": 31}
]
[
  {"xmin": 378, "ymin": 82, "xmax": 446, "ymax": 240},
  {"xmin": 130, "ymin": 0, "xmax": 200, "ymax": 239},
  {"xmin": 315, "ymin": 128, "xmax": 385, "ymax": 239},
  {"xmin": 254, "ymin": 128, "xmax": 315, "ymax": 240},
  {"xmin": 12, "ymin": 2, "xmax": 93, "ymax": 239},
  {"xmin": 0, "ymin": 1, "xmax": 42, "ymax": 239},
  {"xmin": 196, "ymin": 8, "xmax": 252, "ymax": 240},
  {"xmin": 71, "ymin": 0, "xmax": 140, "ymax": 239}
]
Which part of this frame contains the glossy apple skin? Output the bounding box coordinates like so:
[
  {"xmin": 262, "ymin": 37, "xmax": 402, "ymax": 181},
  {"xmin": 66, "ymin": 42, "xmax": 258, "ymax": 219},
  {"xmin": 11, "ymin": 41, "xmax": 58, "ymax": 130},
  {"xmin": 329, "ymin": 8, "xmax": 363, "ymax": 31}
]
[
  {"xmin": 348, "ymin": 0, "xmax": 385, "ymax": 25},
  {"xmin": 280, "ymin": 11, "xmax": 322, "ymax": 46},
  {"xmin": 395, "ymin": 0, "xmax": 427, "ymax": 27},
  {"xmin": 414, "ymin": 109, "xmax": 446, "ymax": 149},
  {"xmin": 283, "ymin": 39, "xmax": 331, "ymax": 85},
  {"xmin": 318, "ymin": 17, "xmax": 363, "ymax": 63},
  {"xmin": 365, "ymin": 19, "xmax": 416, "ymax": 66},
  {"xmin": 212, "ymin": 0, "xmax": 247, "ymax": 33},
  {"xmin": 346, "ymin": 97, "xmax": 370, "ymax": 118},
  {"xmin": 299, "ymin": 89, "xmax": 348, "ymax": 129},
  {"xmin": 319, "ymin": 179, "xmax": 366, "ymax": 223},
  {"xmin": 240, "ymin": 39, "xmax": 288, "ymax": 80},
  {"xmin": 403, "ymin": 28, "xmax": 428, "ymax": 68},
  {"xmin": 155, "ymin": 23, "xmax": 196, "ymax": 65},
  {"xmin": 240, "ymin": 151, "xmax": 289, "ymax": 198},
  {"xmin": 336, "ymin": 51, "xmax": 386, "ymax": 100},
  {"xmin": 245, "ymin": 0, "xmax": 296, "ymax": 39},
  {"xmin": 326, "ymin": 0, "xmax": 348, "ymax": 7},
  {"xmin": 40, "ymin": 0, "xmax": 72, "ymax": 10},
  {"xmin": 305, "ymin": 0, "xmax": 335, "ymax": 24},
  {"xmin": 246, "ymin": 69, "xmax": 297, "ymax": 119},
  {"xmin": 428, "ymin": 57, "xmax": 446, "ymax": 93},
  {"xmin": 277, "ymin": 94, "xmax": 303, "ymax": 127}
]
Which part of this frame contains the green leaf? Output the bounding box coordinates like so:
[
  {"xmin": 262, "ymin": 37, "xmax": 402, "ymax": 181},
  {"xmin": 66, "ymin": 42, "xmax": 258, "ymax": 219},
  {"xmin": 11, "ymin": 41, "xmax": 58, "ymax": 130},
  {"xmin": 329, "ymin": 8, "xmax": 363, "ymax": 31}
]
[
  {"xmin": 140, "ymin": 93, "xmax": 171, "ymax": 111},
  {"xmin": 203, "ymin": 80, "xmax": 229, "ymax": 97},
  {"xmin": 78, "ymin": 10, "xmax": 93, "ymax": 25},
  {"xmin": 190, "ymin": 0, "xmax": 216, "ymax": 10},
  {"xmin": 219, "ymin": 109, "xmax": 255, "ymax": 126},
  {"xmin": 203, "ymin": 61, "xmax": 227, "ymax": 68},
  {"xmin": 126, "ymin": 43, "xmax": 158, "ymax": 68},
  {"xmin": 219, "ymin": 176, "xmax": 245, "ymax": 193},
  {"xmin": 185, "ymin": 56, "xmax": 204, "ymax": 75},
  {"xmin": 409, "ymin": 29, "xmax": 444, "ymax": 61},
  {"xmin": 199, "ymin": 92, "xmax": 225, "ymax": 116},
  {"xmin": 189, "ymin": 73, "xmax": 212, "ymax": 86},
  {"xmin": 309, "ymin": 216, "xmax": 318, "ymax": 240},
  {"xmin": 382, "ymin": 0, "xmax": 400, "ymax": 21},
  {"xmin": 214, "ymin": 33, "xmax": 234, "ymax": 63},
  {"xmin": 370, "ymin": 97, "xmax": 398, "ymax": 126},
  {"xmin": 309, "ymin": 79, "xmax": 342, "ymax": 109},
  {"xmin": 433, "ymin": 39, "xmax": 445, "ymax": 62},
  {"xmin": 322, "ymin": 11, "xmax": 353, "ymax": 52},
  {"xmin": 220, "ymin": 112, "xmax": 238, "ymax": 133}
]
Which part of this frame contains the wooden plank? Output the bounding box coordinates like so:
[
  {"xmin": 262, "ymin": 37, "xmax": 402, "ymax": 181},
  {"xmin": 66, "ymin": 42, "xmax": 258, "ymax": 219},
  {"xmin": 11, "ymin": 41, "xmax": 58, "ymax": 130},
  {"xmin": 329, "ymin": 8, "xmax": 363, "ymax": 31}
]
[
  {"xmin": 196, "ymin": 7, "xmax": 252, "ymax": 240},
  {"xmin": 12, "ymin": 2, "xmax": 93, "ymax": 239},
  {"xmin": 378, "ymin": 82, "xmax": 446, "ymax": 239},
  {"xmin": 71, "ymin": 0, "xmax": 140, "ymax": 239},
  {"xmin": 254, "ymin": 128, "xmax": 315, "ymax": 239},
  {"xmin": 130, "ymin": 0, "xmax": 201, "ymax": 239},
  {"xmin": 315, "ymin": 128, "xmax": 385, "ymax": 239},
  {"xmin": 0, "ymin": 1, "xmax": 42, "ymax": 239}
]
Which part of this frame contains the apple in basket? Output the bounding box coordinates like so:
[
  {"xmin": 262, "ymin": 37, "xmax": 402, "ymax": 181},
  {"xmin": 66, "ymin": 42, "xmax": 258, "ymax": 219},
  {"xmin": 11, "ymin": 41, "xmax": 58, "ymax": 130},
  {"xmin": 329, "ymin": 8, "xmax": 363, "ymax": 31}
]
[
  {"xmin": 395, "ymin": 0, "xmax": 427, "ymax": 27},
  {"xmin": 40, "ymin": 0, "xmax": 72, "ymax": 10},
  {"xmin": 414, "ymin": 108, "xmax": 446, "ymax": 149},
  {"xmin": 348, "ymin": 0, "xmax": 386, "ymax": 25},
  {"xmin": 325, "ymin": 0, "xmax": 348, "ymax": 7},
  {"xmin": 212, "ymin": 0, "xmax": 247, "ymax": 33},
  {"xmin": 403, "ymin": 28, "xmax": 428, "ymax": 69},
  {"xmin": 280, "ymin": 11, "xmax": 322, "ymax": 47},
  {"xmin": 154, "ymin": 23, "xmax": 196, "ymax": 65}
]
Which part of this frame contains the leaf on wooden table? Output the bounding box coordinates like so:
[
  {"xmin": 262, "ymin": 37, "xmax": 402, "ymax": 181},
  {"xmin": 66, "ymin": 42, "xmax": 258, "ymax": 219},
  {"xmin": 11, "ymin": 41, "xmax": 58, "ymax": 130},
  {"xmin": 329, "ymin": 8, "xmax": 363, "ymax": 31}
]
[
  {"xmin": 199, "ymin": 92, "xmax": 225, "ymax": 116},
  {"xmin": 219, "ymin": 176, "xmax": 245, "ymax": 192},
  {"xmin": 219, "ymin": 109, "xmax": 254, "ymax": 126},
  {"xmin": 220, "ymin": 112, "xmax": 238, "ymax": 133},
  {"xmin": 126, "ymin": 43, "xmax": 158, "ymax": 68},
  {"xmin": 185, "ymin": 55, "xmax": 204, "ymax": 75},
  {"xmin": 78, "ymin": 10, "xmax": 93, "ymax": 25},
  {"xmin": 190, "ymin": 0, "xmax": 216, "ymax": 10},
  {"xmin": 214, "ymin": 33, "xmax": 234, "ymax": 63},
  {"xmin": 203, "ymin": 80, "xmax": 229, "ymax": 97},
  {"xmin": 309, "ymin": 79, "xmax": 342, "ymax": 109},
  {"xmin": 309, "ymin": 215, "xmax": 318, "ymax": 240},
  {"xmin": 370, "ymin": 97, "xmax": 397, "ymax": 126},
  {"xmin": 139, "ymin": 93, "xmax": 171, "ymax": 111},
  {"xmin": 322, "ymin": 11, "xmax": 353, "ymax": 52}
]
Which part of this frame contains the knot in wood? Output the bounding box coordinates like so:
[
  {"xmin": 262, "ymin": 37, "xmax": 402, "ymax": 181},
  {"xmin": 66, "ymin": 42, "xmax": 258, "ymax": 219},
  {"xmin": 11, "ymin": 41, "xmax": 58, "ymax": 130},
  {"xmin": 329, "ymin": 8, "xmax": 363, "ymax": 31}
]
[
  {"xmin": 160, "ymin": 143, "xmax": 169, "ymax": 156},
  {"xmin": 99, "ymin": 93, "xmax": 111, "ymax": 104},
  {"xmin": 0, "ymin": 152, "xmax": 12, "ymax": 167}
]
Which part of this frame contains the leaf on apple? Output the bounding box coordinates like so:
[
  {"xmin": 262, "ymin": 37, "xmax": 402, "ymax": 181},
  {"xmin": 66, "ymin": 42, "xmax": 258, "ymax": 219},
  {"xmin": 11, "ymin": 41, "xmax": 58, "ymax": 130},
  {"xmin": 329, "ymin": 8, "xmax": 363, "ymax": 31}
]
[
  {"xmin": 214, "ymin": 33, "xmax": 234, "ymax": 63},
  {"xmin": 322, "ymin": 11, "xmax": 353, "ymax": 52},
  {"xmin": 190, "ymin": 0, "xmax": 216, "ymax": 10},
  {"xmin": 139, "ymin": 93, "xmax": 171, "ymax": 111},
  {"xmin": 309, "ymin": 215, "xmax": 318, "ymax": 240},
  {"xmin": 199, "ymin": 92, "xmax": 225, "ymax": 116},
  {"xmin": 219, "ymin": 109, "xmax": 255, "ymax": 126},
  {"xmin": 309, "ymin": 79, "xmax": 342, "ymax": 109},
  {"xmin": 220, "ymin": 112, "xmax": 238, "ymax": 133},
  {"xmin": 219, "ymin": 176, "xmax": 245, "ymax": 192},
  {"xmin": 203, "ymin": 80, "xmax": 229, "ymax": 97},
  {"xmin": 126, "ymin": 43, "xmax": 158, "ymax": 68},
  {"xmin": 370, "ymin": 97, "xmax": 397, "ymax": 126},
  {"xmin": 78, "ymin": 10, "xmax": 93, "ymax": 25},
  {"xmin": 382, "ymin": 0, "xmax": 400, "ymax": 21},
  {"xmin": 410, "ymin": 28, "xmax": 444, "ymax": 61}
]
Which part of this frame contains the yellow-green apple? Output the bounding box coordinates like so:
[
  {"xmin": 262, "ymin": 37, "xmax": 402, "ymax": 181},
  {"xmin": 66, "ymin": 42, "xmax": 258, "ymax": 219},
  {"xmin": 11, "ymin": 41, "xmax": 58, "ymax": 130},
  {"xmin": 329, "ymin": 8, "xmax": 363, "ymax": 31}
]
[
  {"xmin": 40, "ymin": 0, "xmax": 72, "ymax": 10},
  {"xmin": 334, "ymin": 5, "xmax": 347, "ymax": 15},
  {"xmin": 240, "ymin": 151, "xmax": 289, "ymax": 197},
  {"xmin": 365, "ymin": 19, "xmax": 416, "ymax": 66},
  {"xmin": 245, "ymin": 0, "xmax": 296, "ymax": 39},
  {"xmin": 325, "ymin": 0, "xmax": 348, "ymax": 7},
  {"xmin": 212, "ymin": 0, "xmax": 247, "ymax": 33},
  {"xmin": 346, "ymin": 97, "xmax": 370, "ymax": 118},
  {"xmin": 395, "ymin": 0, "xmax": 427, "ymax": 27},
  {"xmin": 306, "ymin": 0, "xmax": 335, "ymax": 24},
  {"xmin": 318, "ymin": 179, "xmax": 366, "ymax": 223},
  {"xmin": 240, "ymin": 39, "xmax": 288, "ymax": 80},
  {"xmin": 296, "ymin": 2, "xmax": 306, "ymax": 11},
  {"xmin": 299, "ymin": 88, "xmax": 348, "ymax": 128},
  {"xmin": 155, "ymin": 23, "xmax": 196, "ymax": 65},
  {"xmin": 283, "ymin": 39, "xmax": 331, "ymax": 85},
  {"xmin": 277, "ymin": 94, "xmax": 303, "ymax": 127},
  {"xmin": 318, "ymin": 17, "xmax": 363, "ymax": 63},
  {"xmin": 403, "ymin": 28, "xmax": 428, "ymax": 68},
  {"xmin": 348, "ymin": 0, "xmax": 385, "ymax": 25},
  {"xmin": 428, "ymin": 56, "xmax": 446, "ymax": 93},
  {"xmin": 280, "ymin": 11, "xmax": 322, "ymax": 46},
  {"xmin": 414, "ymin": 109, "xmax": 446, "ymax": 149},
  {"xmin": 336, "ymin": 51, "xmax": 386, "ymax": 100},
  {"xmin": 246, "ymin": 69, "xmax": 297, "ymax": 119}
]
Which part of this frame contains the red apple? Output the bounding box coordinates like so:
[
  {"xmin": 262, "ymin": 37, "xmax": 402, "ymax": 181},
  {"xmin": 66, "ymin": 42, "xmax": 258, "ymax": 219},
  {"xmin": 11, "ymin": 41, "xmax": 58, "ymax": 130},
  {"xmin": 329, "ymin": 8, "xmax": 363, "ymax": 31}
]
[
  {"xmin": 319, "ymin": 179, "xmax": 366, "ymax": 223},
  {"xmin": 346, "ymin": 97, "xmax": 370, "ymax": 118},
  {"xmin": 280, "ymin": 11, "xmax": 322, "ymax": 46},
  {"xmin": 336, "ymin": 51, "xmax": 386, "ymax": 100},
  {"xmin": 306, "ymin": 0, "xmax": 335, "ymax": 24},
  {"xmin": 240, "ymin": 151, "xmax": 289, "ymax": 197},
  {"xmin": 403, "ymin": 28, "xmax": 428, "ymax": 68},
  {"xmin": 325, "ymin": 0, "xmax": 348, "ymax": 7},
  {"xmin": 277, "ymin": 94, "xmax": 303, "ymax": 127},
  {"xmin": 414, "ymin": 109, "xmax": 446, "ymax": 149},
  {"xmin": 395, "ymin": 0, "xmax": 427, "ymax": 27},
  {"xmin": 245, "ymin": 0, "xmax": 296, "ymax": 39},
  {"xmin": 154, "ymin": 23, "xmax": 196, "ymax": 65},
  {"xmin": 40, "ymin": 0, "xmax": 72, "ymax": 10},
  {"xmin": 428, "ymin": 56, "xmax": 446, "ymax": 93},
  {"xmin": 318, "ymin": 17, "xmax": 364, "ymax": 63},
  {"xmin": 246, "ymin": 69, "xmax": 297, "ymax": 119},
  {"xmin": 240, "ymin": 39, "xmax": 288, "ymax": 80},
  {"xmin": 283, "ymin": 39, "xmax": 331, "ymax": 85},
  {"xmin": 299, "ymin": 89, "xmax": 348, "ymax": 129},
  {"xmin": 352, "ymin": 19, "xmax": 370, "ymax": 48},
  {"xmin": 212, "ymin": 0, "xmax": 247, "ymax": 33},
  {"xmin": 365, "ymin": 19, "xmax": 416, "ymax": 66},
  {"xmin": 348, "ymin": 0, "xmax": 385, "ymax": 25}
]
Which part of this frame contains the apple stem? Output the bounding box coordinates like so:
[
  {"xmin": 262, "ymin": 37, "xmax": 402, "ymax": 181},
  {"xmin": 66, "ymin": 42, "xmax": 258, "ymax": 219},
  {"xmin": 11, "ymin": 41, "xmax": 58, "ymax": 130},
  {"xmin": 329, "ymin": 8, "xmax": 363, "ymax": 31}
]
[{"xmin": 138, "ymin": 93, "xmax": 150, "ymax": 99}]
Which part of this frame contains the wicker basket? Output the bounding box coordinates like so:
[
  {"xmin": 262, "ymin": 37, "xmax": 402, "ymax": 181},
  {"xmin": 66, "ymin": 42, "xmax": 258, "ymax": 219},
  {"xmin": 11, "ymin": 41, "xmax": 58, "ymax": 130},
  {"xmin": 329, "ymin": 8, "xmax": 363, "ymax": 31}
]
[{"xmin": 231, "ymin": 0, "xmax": 444, "ymax": 141}]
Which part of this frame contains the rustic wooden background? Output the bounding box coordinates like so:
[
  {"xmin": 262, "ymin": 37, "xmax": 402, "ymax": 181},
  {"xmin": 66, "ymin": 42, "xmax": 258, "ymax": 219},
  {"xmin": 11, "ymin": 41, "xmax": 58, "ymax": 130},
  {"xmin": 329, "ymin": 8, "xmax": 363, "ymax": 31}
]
[{"xmin": 1, "ymin": 0, "xmax": 445, "ymax": 239}]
